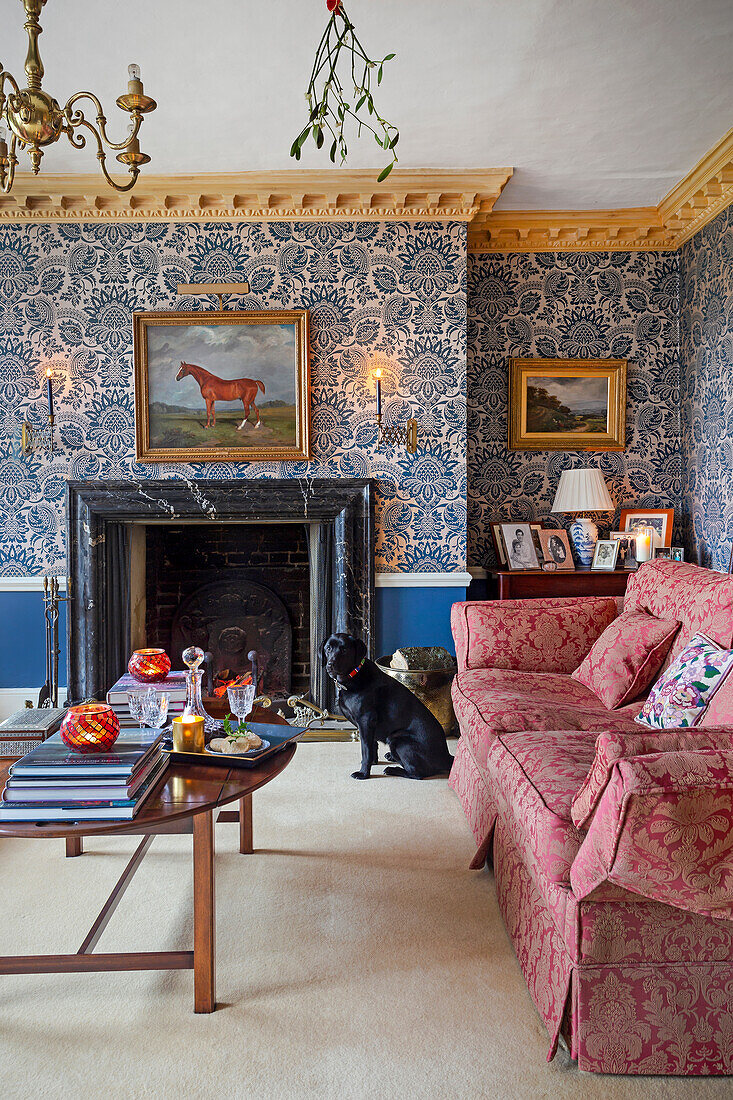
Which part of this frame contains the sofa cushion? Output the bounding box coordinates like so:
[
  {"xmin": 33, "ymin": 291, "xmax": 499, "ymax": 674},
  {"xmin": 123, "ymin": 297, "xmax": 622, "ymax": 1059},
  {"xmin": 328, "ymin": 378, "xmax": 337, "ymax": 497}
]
[
  {"xmin": 571, "ymin": 609, "xmax": 680, "ymax": 709},
  {"xmin": 452, "ymin": 597, "xmax": 618, "ymax": 674},
  {"xmin": 570, "ymin": 749, "xmax": 733, "ymax": 919},
  {"xmin": 571, "ymin": 729, "xmax": 733, "ymax": 829},
  {"xmin": 624, "ymin": 559, "xmax": 733, "ymax": 669},
  {"xmin": 636, "ymin": 633, "xmax": 733, "ymax": 729},
  {"xmin": 484, "ymin": 729, "xmax": 597, "ymax": 886},
  {"xmin": 452, "ymin": 668, "xmax": 641, "ymax": 767}
]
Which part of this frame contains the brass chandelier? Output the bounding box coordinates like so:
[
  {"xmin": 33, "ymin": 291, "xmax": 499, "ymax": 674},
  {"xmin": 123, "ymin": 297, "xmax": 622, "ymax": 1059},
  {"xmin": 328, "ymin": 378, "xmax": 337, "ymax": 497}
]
[{"xmin": 0, "ymin": 0, "xmax": 156, "ymax": 194}]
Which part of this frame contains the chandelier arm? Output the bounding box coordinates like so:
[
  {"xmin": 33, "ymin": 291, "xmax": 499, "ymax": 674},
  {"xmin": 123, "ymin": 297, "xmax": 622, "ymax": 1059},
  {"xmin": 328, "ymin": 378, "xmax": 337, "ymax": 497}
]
[
  {"xmin": 66, "ymin": 114, "xmax": 139, "ymax": 193},
  {"xmin": 65, "ymin": 91, "xmax": 142, "ymax": 150},
  {"xmin": 0, "ymin": 133, "xmax": 19, "ymax": 194},
  {"xmin": 0, "ymin": 69, "xmax": 22, "ymax": 99}
]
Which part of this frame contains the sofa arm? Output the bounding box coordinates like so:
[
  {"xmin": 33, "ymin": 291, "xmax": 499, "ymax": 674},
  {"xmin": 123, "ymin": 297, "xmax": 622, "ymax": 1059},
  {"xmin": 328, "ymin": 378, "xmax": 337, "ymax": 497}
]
[
  {"xmin": 570, "ymin": 749, "xmax": 733, "ymax": 919},
  {"xmin": 451, "ymin": 597, "xmax": 618, "ymax": 674}
]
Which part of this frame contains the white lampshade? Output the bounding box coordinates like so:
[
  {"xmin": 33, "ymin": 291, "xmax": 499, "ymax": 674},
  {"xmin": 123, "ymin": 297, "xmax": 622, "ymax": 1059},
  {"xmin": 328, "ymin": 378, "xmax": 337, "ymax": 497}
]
[{"xmin": 551, "ymin": 468, "xmax": 614, "ymax": 514}]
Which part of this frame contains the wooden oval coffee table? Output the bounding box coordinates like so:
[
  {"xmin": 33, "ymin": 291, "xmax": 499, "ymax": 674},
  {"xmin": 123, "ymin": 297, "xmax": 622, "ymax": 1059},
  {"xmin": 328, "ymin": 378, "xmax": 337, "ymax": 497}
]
[{"xmin": 0, "ymin": 742, "xmax": 296, "ymax": 1013}]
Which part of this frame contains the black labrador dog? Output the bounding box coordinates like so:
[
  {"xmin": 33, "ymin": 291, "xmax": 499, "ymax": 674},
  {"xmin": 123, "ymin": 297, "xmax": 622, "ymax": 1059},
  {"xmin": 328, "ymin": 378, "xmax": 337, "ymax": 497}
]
[{"xmin": 322, "ymin": 633, "xmax": 454, "ymax": 780}]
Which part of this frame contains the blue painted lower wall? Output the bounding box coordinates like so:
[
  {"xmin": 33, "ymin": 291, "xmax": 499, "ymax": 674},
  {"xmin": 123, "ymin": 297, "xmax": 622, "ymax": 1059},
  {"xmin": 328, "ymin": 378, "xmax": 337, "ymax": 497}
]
[
  {"xmin": 0, "ymin": 587, "xmax": 465, "ymax": 691},
  {"xmin": 0, "ymin": 592, "xmax": 67, "ymax": 690},
  {"xmin": 375, "ymin": 587, "xmax": 465, "ymax": 659}
]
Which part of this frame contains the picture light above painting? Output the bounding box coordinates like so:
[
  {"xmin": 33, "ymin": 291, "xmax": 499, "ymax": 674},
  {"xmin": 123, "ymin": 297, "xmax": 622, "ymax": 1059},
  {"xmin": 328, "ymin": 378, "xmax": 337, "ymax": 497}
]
[
  {"xmin": 508, "ymin": 358, "xmax": 627, "ymax": 451},
  {"xmin": 133, "ymin": 310, "xmax": 310, "ymax": 463}
]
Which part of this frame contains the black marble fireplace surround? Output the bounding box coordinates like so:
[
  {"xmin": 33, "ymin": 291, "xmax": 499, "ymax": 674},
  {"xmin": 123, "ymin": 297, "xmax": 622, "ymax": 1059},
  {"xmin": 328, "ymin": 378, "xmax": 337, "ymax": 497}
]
[{"xmin": 66, "ymin": 479, "xmax": 374, "ymax": 709}]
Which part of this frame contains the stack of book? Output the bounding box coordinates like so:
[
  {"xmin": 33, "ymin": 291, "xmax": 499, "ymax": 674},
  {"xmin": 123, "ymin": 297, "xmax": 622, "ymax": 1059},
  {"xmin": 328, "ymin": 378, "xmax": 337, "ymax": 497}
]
[
  {"xmin": 106, "ymin": 670, "xmax": 187, "ymax": 727},
  {"xmin": 0, "ymin": 729, "xmax": 167, "ymax": 822}
]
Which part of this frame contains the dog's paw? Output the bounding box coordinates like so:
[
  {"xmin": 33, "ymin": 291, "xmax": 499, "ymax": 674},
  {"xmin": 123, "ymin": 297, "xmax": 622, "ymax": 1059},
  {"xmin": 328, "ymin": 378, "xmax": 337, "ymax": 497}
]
[{"xmin": 351, "ymin": 770, "xmax": 369, "ymax": 780}]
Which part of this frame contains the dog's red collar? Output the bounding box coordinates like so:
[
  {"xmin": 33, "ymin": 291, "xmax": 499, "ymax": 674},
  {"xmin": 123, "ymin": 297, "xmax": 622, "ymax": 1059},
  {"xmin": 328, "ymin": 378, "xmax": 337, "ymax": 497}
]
[{"xmin": 348, "ymin": 658, "xmax": 365, "ymax": 679}]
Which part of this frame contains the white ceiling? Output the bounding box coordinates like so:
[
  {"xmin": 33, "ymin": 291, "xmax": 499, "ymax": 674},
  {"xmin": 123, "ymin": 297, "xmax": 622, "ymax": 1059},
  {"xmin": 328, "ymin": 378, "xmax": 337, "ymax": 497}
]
[{"xmin": 2, "ymin": 0, "xmax": 732, "ymax": 209}]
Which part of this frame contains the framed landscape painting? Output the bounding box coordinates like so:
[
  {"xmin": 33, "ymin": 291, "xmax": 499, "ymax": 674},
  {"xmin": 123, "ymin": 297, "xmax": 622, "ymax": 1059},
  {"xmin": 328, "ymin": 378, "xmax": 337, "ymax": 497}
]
[
  {"xmin": 508, "ymin": 358, "xmax": 627, "ymax": 451},
  {"xmin": 133, "ymin": 310, "xmax": 310, "ymax": 462}
]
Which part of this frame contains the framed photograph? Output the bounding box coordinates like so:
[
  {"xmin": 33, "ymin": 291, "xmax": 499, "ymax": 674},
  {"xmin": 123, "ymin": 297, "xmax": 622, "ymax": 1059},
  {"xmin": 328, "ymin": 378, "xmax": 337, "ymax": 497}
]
[
  {"xmin": 671, "ymin": 547, "xmax": 685, "ymax": 562},
  {"xmin": 592, "ymin": 539, "xmax": 620, "ymax": 571},
  {"xmin": 609, "ymin": 530, "xmax": 635, "ymax": 569},
  {"xmin": 654, "ymin": 547, "xmax": 672, "ymax": 560},
  {"xmin": 619, "ymin": 508, "xmax": 674, "ymax": 548},
  {"xmin": 529, "ymin": 523, "xmax": 546, "ymax": 562},
  {"xmin": 133, "ymin": 310, "xmax": 310, "ymax": 462},
  {"xmin": 490, "ymin": 523, "xmax": 508, "ymax": 567},
  {"xmin": 500, "ymin": 523, "xmax": 541, "ymax": 571},
  {"xmin": 508, "ymin": 358, "xmax": 627, "ymax": 451},
  {"xmin": 538, "ymin": 528, "xmax": 575, "ymax": 571}
]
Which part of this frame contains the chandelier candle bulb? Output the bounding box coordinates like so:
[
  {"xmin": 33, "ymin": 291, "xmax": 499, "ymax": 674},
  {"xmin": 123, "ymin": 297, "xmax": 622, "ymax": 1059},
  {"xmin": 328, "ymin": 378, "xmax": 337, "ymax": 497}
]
[
  {"xmin": 375, "ymin": 369, "xmax": 382, "ymax": 417},
  {"xmin": 127, "ymin": 63, "xmax": 143, "ymax": 93}
]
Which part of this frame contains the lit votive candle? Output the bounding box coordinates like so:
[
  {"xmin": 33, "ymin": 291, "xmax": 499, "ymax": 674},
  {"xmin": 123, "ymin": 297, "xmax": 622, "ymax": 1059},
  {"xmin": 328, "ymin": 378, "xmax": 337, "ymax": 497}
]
[
  {"xmin": 172, "ymin": 715, "xmax": 205, "ymax": 753},
  {"xmin": 634, "ymin": 526, "xmax": 652, "ymax": 563}
]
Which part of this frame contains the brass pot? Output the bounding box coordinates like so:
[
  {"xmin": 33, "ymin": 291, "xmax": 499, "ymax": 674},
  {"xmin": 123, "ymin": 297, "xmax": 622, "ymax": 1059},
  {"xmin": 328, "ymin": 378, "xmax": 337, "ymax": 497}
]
[{"xmin": 376, "ymin": 656, "xmax": 458, "ymax": 737}]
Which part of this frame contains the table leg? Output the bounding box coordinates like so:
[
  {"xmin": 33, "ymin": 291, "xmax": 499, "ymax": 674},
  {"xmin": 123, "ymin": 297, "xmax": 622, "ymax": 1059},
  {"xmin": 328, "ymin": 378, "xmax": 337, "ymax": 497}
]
[
  {"xmin": 193, "ymin": 810, "xmax": 216, "ymax": 1013},
  {"xmin": 239, "ymin": 794, "xmax": 253, "ymax": 854},
  {"xmin": 65, "ymin": 837, "xmax": 83, "ymax": 857}
]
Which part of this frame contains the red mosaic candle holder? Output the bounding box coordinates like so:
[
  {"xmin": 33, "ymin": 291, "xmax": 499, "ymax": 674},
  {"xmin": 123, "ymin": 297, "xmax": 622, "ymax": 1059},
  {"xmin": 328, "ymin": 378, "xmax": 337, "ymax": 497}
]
[
  {"xmin": 128, "ymin": 648, "xmax": 171, "ymax": 683},
  {"xmin": 60, "ymin": 704, "xmax": 121, "ymax": 754}
]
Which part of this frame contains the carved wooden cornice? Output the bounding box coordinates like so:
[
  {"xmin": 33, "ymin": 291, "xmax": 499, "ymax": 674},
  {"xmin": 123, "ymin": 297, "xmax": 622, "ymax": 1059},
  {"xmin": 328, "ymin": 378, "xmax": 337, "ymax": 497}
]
[
  {"xmin": 1, "ymin": 131, "xmax": 730, "ymax": 253},
  {"xmin": 468, "ymin": 207, "xmax": 673, "ymax": 253},
  {"xmin": 470, "ymin": 128, "xmax": 733, "ymax": 253},
  {"xmin": 0, "ymin": 168, "xmax": 513, "ymax": 223}
]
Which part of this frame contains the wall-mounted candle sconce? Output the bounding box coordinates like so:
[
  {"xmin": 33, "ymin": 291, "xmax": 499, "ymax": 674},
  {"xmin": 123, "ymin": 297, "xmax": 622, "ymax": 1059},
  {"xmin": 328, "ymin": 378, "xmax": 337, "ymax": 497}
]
[
  {"xmin": 373, "ymin": 367, "xmax": 419, "ymax": 455},
  {"xmin": 19, "ymin": 366, "xmax": 56, "ymax": 457}
]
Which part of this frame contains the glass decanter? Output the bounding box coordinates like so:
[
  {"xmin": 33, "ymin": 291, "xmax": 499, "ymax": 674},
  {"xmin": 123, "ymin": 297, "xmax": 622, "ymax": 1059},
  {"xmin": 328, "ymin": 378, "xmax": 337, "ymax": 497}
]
[{"xmin": 181, "ymin": 646, "xmax": 216, "ymax": 731}]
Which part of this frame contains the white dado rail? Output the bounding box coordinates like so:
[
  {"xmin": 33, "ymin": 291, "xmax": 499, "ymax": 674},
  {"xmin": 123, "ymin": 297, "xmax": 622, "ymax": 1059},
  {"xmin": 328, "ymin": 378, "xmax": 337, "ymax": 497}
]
[
  {"xmin": 1, "ymin": 575, "xmax": 472, "ymax": 591},
  {"xmin": 375, "ymin": 572, "xmax": 472, "ymax": 588}
]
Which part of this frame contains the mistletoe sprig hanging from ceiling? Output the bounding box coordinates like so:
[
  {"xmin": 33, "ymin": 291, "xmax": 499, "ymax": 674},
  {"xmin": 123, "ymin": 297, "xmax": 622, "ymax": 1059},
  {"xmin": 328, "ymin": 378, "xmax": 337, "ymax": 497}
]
[{"xmin": 291, "ymin": 0, "xmax": 399, "ymax": 182}]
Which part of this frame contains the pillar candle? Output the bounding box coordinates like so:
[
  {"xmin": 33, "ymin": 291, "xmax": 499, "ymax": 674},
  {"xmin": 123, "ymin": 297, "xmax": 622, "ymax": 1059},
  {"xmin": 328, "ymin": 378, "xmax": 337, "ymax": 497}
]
[
  {"xmin": 172, "ymin": 714, "xmax": 205, "ymax": 753},
  {"xmin": 634, "ymin": 527, "xmax": 652, "ymax": 563}
]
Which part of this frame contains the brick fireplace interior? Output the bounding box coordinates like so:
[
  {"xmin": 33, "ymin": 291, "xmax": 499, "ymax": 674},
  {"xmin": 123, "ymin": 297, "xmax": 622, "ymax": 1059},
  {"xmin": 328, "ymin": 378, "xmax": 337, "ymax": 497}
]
[{"xmin": 136, "ymin": 522, "xmax": 310, "ymax": 701}]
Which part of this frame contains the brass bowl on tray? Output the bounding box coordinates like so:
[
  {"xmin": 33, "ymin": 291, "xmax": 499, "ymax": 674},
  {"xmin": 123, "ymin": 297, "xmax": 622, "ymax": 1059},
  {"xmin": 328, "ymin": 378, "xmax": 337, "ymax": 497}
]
[{"xmin": 376, "ymin": 656, "xmax": 458, "ymax": 737}]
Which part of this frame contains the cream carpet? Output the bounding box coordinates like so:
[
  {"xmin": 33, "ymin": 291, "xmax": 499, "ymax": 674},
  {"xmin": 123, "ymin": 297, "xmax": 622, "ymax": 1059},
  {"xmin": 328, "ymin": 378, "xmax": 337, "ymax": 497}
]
[{"xmin": 0, "ymin": 742, "xmax": 730, "ymax": 1100}]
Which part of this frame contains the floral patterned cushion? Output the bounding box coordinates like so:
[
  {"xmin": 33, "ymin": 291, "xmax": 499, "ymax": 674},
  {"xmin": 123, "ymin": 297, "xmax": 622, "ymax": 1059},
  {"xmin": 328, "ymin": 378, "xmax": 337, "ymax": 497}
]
[
  {"xmin": 570, "ymin": 749, "xmax": 733, "ymax": 919},
  {"xmin": 571, "ymin": 728, "xmax": 733, "ymax": 829},
  {"xmin": 635, "ymin": 633, "xmax": 733, "ymax": 729},
  {"xmin": 571, "ymin": 609, "xmax": 680, "ymax": 709},
  {"xmin": 451, "ymin": 597, "xmax": 618, "ymax": 674}
]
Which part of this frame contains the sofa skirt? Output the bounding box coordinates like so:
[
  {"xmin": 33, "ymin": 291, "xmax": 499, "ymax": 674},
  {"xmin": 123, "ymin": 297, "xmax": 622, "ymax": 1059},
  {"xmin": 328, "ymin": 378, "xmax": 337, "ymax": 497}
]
[{"xmin": 493, "ymin": 817, "xmax": 733, "ymax": 1074}]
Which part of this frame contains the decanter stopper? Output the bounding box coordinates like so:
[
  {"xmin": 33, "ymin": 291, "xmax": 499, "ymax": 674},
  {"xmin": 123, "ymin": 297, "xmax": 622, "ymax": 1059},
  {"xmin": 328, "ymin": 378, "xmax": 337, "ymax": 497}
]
[{"xmin": 182, "ymin": 645, "xmax": 205, "ymax": 672}]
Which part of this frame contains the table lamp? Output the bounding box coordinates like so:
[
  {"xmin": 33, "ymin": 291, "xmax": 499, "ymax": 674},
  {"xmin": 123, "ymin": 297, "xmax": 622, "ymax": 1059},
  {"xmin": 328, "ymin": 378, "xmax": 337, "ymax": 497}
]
[{"xmin": 551, "ymin": 468, "xmax": 614, "ymax": 567}]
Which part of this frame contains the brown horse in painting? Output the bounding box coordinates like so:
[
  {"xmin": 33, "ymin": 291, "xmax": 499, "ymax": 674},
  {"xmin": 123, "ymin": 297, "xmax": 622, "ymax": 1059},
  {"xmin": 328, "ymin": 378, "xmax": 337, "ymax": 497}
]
[{"xmin": 175, "ymin": 361, "xmax": 266, "ymax": 430}]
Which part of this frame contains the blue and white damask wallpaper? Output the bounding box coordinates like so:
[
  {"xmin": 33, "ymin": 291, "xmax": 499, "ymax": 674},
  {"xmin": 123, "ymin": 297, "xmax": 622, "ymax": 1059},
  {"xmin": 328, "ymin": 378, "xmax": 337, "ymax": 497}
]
[
  {"xmin": 467, "ymin": 251, "xmax": 681, "ymax": 566},
  {"xmin": 680, "ymin": 203, "xmax": 733, "ymax": 570},
  {"xmin": 0, "ymin": 220, "xmax": 467, "ymax": 575}
]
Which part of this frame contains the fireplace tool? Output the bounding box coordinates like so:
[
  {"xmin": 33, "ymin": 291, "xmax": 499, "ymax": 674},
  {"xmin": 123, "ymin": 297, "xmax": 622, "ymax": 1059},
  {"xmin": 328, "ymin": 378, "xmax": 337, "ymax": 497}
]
[{"xmin": 39, "ymin": 576, "xmax": 72, "ymax": 708}]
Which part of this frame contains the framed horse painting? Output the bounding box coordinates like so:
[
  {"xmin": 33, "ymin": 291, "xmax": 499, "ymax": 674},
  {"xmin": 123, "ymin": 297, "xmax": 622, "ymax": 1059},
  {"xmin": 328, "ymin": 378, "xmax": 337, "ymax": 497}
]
[{"xmin": 133, "ymin": 310, "xmax": 310, "ymax": 462}]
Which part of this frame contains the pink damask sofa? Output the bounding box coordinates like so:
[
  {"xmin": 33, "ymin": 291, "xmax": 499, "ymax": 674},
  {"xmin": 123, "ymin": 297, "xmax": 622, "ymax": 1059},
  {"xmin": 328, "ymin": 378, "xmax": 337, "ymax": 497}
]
[{"xmin": 449, "ymin": 559, "xmax": 733, "ymax": 1074}]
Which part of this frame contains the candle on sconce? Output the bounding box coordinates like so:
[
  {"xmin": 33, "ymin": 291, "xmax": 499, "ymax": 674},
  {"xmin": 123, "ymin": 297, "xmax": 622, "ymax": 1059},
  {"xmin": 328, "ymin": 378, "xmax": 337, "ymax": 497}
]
[
  {"xmin": 45, "ymin": 367, "xmax": 53, "ymax": 418},
  {"xmin": 374, "ymin": 367, "xmax": 382, "ymax": 417},
  {"xmin": 634, "ymin": 526, "xmax": 652, "ymax": 563},
  {"xmin": 172, "ymin": 714, "xmax": 205, "ymax": 753}
]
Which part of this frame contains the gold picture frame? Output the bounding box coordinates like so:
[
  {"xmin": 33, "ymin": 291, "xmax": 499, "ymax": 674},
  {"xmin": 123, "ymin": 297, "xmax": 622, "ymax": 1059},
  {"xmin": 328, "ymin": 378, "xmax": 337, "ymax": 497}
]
[
  {"xmin": 508, "ymin": 358, "xmax": 627, "ymax": 451},
  {"xmin": 133, "ymin": 310, "xmax": 310, "ymax": 463}
]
